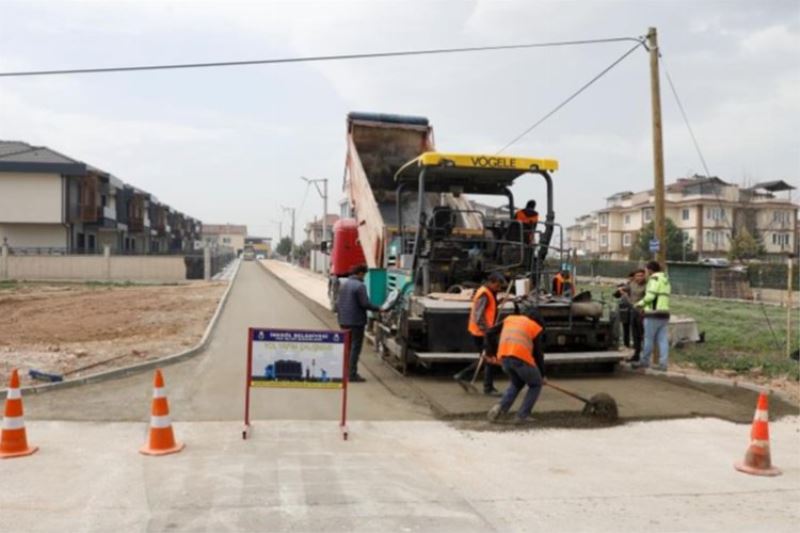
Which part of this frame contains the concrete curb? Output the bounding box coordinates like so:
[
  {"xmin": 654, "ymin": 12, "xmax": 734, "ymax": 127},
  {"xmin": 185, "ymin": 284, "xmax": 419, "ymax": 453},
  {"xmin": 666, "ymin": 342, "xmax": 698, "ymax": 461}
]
[
  {"xmin": 620, "ymin": 364, "xmax": 798, "ymax": 405},
  {"xmin": 0, "ymin": 259, "xmax": 241, "ymax": 399}
]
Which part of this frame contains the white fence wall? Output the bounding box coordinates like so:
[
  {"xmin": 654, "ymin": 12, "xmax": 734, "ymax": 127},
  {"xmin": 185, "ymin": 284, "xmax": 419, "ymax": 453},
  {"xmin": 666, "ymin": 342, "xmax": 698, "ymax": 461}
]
[{"xmin": 1, "ymin": 250, "xmax": 186, "ymax": 283}]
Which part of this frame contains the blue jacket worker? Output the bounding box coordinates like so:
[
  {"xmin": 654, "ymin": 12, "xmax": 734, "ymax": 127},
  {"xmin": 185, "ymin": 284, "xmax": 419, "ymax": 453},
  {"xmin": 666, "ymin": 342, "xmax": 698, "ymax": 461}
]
[{"xmin": 336, "ymin": 264, "xmax": 382, "ymax": 382}]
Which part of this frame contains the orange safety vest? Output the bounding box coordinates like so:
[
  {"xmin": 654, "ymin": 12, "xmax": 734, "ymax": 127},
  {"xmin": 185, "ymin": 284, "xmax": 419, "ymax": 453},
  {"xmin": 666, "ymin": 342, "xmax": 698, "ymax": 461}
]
[
  {"xmin": 467, "ymin": 286, "xmax": 497, "ymax": 337},
  {"xmin": 515, "ymin": 209, "xmax": 539, "ymax": 225},
  {"xmin": 497, "ymin": 315, "xmax": 543, "ymax": 366},
  {"xmin": 553, "ymin": 273, "xmax": 574, "ymax": 296}
]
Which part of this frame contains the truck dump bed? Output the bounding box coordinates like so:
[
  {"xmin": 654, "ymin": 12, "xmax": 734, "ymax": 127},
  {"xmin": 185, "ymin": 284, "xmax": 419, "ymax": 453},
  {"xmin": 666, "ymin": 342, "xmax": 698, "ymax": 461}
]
[{"xmin": 345, "ymin": 112, "xmax": 479, "ymax": 268}]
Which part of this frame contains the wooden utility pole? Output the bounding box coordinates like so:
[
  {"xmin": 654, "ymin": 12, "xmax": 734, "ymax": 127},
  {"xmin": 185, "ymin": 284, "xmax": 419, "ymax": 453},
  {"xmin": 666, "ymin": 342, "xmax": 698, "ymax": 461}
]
[
  {"xmin": 648, "ymin": 27, "xmax": 667, "ymax": 266},
  {"xmin": 788, "ymin": 256, "xmax": 794, "ymax": 359}
]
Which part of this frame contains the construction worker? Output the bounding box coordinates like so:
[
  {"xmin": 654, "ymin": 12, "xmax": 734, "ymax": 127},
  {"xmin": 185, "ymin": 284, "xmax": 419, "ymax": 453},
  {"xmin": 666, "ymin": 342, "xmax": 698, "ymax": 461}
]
[
  {"xmin": 487, "ymin": 307, "xmax": 545, "ymax": 424},
  {"xmin": 514, "ymin": 200, "xmax": 539, "ymax": 225},
  {"xmin": 514, "ymin": 200, "xmax": 539, "ymax": 244},
  {"xmin": 337, "ymin": 264, "xmax": 383, "ymax": 382},
  {"xmin": 552, "ymin": 269, "xmax": 576, "ymax": 297},
  {"xmin": 634, "ymin": 261, "xmax": 672, "ymax": 371},
  {"xmin": 454, "ymin": 272, "xmax": 506, "ymax": 396}
]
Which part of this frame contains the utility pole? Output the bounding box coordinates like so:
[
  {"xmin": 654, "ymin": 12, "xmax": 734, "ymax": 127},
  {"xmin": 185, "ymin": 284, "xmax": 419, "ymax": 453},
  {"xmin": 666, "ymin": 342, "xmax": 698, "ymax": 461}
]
[
  {"xmin": 648, "ymin": 27, "xmax": 667, "ymax": 267},
  {"xmin": 281, "ymin": 206, "xmax": 296, "ymax": 263},
  {"xmin": 788, "ymin": 255, "xmax": 794, "ymax": 360},
  {"xmin": 301, "ymin": 176, "xmax": 329, "ymax": 274}
]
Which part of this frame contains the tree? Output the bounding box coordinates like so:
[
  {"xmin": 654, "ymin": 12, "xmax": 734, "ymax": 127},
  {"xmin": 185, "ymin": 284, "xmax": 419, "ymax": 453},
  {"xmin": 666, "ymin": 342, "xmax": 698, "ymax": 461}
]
[
  {"xmin": 728, "ymin": 227, "xmax": 764, "ymax": 261},
  {"xmin": 630, "ymin": 219, "xmax": 697, "ymax": 262},
  {"xmin": 293, "ymin": 240, "xmax": 314, "ymax": 262},
  {"xmin": 276, "ymin": 237, "xmax": 293, "ymax": 257}
]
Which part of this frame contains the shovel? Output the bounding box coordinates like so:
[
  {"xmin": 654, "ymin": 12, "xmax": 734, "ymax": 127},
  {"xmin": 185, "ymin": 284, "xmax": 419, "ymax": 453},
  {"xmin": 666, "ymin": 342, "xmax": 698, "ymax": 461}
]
[{"xmin": 545, "ymin": 381, "xmax": 619, "ymax": 422}]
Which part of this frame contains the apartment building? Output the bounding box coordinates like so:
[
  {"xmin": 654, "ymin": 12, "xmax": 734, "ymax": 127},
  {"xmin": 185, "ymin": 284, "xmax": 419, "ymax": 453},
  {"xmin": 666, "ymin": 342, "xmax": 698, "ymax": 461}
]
[
  {"xmin": 0, "ymin": 141, "xmax": 202, "ymax": 254},
  {"xmin": 202, "ymin": 224, "xmax": 247, "ymax": 254},
  {"xmin": 566, "ymin": 175, "xmax": 797, "ymax": 260}
]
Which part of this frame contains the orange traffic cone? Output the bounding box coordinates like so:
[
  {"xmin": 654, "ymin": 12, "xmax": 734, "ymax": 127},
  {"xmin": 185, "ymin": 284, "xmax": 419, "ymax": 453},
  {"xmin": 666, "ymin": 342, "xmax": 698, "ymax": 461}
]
[
  {"xmin": 1, "ymin": 369, "xmax": 38, "ymax": 459},
  {"xmin": 735, "ymin": 392, "xmax": 781, "ymax": 476},
  {"xmin": 140, "ymin": 369, "xmax": 184, "ymax": 456}
]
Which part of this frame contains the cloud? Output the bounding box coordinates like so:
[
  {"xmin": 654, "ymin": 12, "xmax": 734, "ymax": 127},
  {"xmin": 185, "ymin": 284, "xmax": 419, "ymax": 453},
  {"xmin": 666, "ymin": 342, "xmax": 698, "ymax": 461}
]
[{"xmin": 741, "ymin": 24, "xmax": 800, "ymax": 55}]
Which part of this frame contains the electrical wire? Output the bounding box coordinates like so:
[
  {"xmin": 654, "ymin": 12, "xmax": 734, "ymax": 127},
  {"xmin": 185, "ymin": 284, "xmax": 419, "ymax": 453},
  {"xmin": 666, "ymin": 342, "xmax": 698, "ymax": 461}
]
[
  {"xmin": 0, "ymin": 37, "xmax": 642, "ymax": 78},
  {"xmin": 661, "ymin": 55, "xmax": 711, "ymax": 178},
  {"xmin": 496, "ymin": 39, "xmax": 645, "ymax": 154}
]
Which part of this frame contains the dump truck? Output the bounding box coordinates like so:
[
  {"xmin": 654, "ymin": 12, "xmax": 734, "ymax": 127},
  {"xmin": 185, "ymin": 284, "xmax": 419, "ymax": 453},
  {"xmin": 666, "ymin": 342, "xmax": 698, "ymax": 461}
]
[{"xmin": 340, "ymin": 112, "xmax": 624, "ymax": 372}]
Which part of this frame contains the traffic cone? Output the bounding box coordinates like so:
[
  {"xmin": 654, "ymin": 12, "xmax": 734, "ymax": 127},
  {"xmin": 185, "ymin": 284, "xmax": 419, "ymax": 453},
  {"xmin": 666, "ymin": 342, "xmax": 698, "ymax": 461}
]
[
  {"xmin": 140, "ymin": 369, "xmax": 184, "ymax": 456},
  {"xmin": 0, "ymin": 369, "xmax": 38, "ymax": 459},
  {"xmin": 734, "ymin": 392, "xmax": 781, "ymax": 476}
]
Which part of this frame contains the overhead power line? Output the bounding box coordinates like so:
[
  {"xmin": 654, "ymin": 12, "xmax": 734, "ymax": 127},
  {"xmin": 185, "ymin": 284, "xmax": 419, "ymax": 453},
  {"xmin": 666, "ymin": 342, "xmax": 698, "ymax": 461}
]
[
  {"xmin": 661, "ymin": 55, "xmax": 710, "ymax": 177},
  {"xmin": 0, "ymin": 37, "xmax": 642, "ymax": 78},
  {"xmin": 496, "ymin": 39, "xmax": 645, "ymax": 154}
]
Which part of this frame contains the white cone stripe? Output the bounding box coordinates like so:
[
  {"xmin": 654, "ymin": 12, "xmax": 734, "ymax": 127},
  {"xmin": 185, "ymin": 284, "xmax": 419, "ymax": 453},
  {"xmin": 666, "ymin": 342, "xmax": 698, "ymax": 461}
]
[
  {"xmin": 150, "ymin": 415, "xmax": 172, "ymax": 428},
  {"xmin": 153, "ymin": 387, "xmax": 166, "ymax": 398},
  {"xmin": 750, "ymin": 439, "xmax": 770, "ymax": 448},
  {"xmin": 754, "ymin": 410, "xmax": 769, "ymax": 422},
  {"xmin": 6, "ymin": 388, "xmax": 21, "ymax": 400},
  {"xmin": 2, "ymin": 415, "xmax": 25, "ymax": 430}
]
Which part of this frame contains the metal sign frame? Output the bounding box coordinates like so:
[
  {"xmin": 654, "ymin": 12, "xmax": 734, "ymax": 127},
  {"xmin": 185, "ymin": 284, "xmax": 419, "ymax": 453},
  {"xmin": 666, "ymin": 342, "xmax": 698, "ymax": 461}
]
[{"xmin": 243, "ymin": 327, "xmax": 351, "ymax": 441}]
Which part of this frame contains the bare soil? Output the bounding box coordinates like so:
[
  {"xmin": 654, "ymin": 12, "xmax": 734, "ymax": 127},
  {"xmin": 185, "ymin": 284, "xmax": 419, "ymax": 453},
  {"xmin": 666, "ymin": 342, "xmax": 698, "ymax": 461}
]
[{"xmin": 0, "ymin": 282, "xmax": 227, "ymax": 387}]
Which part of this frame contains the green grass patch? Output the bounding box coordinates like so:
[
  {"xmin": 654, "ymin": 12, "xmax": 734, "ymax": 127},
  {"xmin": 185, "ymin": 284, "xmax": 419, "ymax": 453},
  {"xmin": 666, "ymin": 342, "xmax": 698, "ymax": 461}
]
[
  {"xmin": 585, "ymin": 283, "xmax": 799, "ymax": 381},
  {"xmin": 0, "ymin": 280, "xmax": 19, "ymax": 291}
]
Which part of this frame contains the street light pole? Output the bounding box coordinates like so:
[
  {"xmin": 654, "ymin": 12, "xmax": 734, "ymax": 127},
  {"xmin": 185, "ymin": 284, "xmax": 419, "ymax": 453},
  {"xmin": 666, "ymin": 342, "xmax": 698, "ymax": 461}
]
[{"xmin": 301, "ymin": 176, "xmax": 330, "ymax": 274}]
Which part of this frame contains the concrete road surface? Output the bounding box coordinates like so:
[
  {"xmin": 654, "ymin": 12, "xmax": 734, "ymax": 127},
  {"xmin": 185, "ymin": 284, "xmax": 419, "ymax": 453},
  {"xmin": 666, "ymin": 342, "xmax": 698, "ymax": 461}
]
[
  {"xmin": 21, "ymin": 261, "xmax": 429, "ymax": 422},
  {"xmin": 2, "ymin": 418, "xmax": 798, "ymax": 532}
]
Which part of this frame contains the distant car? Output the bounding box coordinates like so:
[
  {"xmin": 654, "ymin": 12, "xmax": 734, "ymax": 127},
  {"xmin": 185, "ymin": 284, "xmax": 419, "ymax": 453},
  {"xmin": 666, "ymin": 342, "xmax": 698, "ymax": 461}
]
[
  {"xmin": 256, "ymin": 253, "xmax": 265, "ymax": 260},
  {"xmin": 701, "ymin": 257, "xmax": 730, "ymax": 267}
]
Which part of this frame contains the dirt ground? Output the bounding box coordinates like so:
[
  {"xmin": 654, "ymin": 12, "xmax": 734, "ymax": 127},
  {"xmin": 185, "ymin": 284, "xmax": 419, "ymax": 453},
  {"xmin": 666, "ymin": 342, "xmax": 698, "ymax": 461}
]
[{"xmin": 0, "ymin": 281, "xmax": 227, "ymax": 387}]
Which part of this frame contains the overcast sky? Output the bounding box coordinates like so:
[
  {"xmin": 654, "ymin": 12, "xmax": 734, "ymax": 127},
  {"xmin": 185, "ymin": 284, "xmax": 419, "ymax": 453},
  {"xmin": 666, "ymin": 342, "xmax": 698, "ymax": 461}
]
[{"xmin": 1, "ymin": 0, "xmax": 798, "ymax": 241}]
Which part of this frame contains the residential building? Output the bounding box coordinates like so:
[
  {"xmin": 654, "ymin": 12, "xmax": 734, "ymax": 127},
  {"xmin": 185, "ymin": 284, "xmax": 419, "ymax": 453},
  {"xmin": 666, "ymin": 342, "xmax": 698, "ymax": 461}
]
[
  {"xmin": 304, "ymin": 214, "xmax": 339, "ymax": 245},
  {"xmin": 0, "ymin": 140, "xmax": 201, "ymax": 254},
  {"xmin": 566, "ymin": 175, "xmax": 797, "ymax": 260},
  {"xmin": 202, "ymin": 224, "xmax": 247, "ymax": 254},
  {"xmin": 305, "ymin": 214, "xmax": 339, "ymax": 273}
]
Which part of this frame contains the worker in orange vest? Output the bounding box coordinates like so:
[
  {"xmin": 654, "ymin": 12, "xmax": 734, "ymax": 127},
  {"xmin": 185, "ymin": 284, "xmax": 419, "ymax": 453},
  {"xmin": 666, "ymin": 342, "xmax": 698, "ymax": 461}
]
[
  {"xmin": 514, "ymin": 200, "xmax": 539, "ymax": 244},
  {"xmin": 514, "ymin": 200, "xmax": 539, "ymax": 225},
  {"xmin": 454, "ymin": 272, "xmax": 506, "ymax": 396},
  {"xmin": 487, "ymin": 307, "xmax": 545, "ymax": 424},
  {"xmin": 552, "ymin": 269, "xmax": 576, "ymax": 297}
]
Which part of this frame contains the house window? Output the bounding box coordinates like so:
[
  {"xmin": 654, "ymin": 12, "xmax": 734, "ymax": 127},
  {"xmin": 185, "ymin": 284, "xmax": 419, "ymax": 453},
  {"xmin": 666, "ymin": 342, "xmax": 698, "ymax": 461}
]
[
  {"xmin": 772, "ymin": 211, "xmax": 790, "ymax": 225},
  {"xmin": 706, "ymin": 207, "xmax": 725, "ymax": 221},
  {"xmin": 599, "ymin": 213, "xmax": 608, "ymax": 226},
  {"xmin": 705, "ymin": 230, "xmax": 728, "ymax": 246},
  {"xmin": 623, "ymin": 233, "xmax": 631, "ymax": 246},
  {"xmin": 600, "ymin": 234, "xmax": 608, "ymax": 246},
  {"xmin": 624, "ymin": 214, "xmax": 631, "ymax": 225},
  {"xmin": 643, "ymin": 208, "xmax": 653, "ymax": 222},
  {"xmin": 222, "ymin": 237, "xmax": 231, "ymax": 244},
  {"xmin": 682, "ymin": 209, "xmax": 689, "ymax": 221},
  {"xmin": 772, "ymin": 233, "xmax": 790, "ymax": 246}
]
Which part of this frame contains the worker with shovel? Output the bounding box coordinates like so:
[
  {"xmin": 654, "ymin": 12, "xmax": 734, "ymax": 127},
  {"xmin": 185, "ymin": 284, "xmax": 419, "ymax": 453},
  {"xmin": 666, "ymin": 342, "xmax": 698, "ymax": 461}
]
[
  {"xmin": 454, "ymin": 272, "xmax": 506, "ymax": 396},
  {"xmin": 487, "ymin": 307, "xmax": 546, "ymax": 424}
]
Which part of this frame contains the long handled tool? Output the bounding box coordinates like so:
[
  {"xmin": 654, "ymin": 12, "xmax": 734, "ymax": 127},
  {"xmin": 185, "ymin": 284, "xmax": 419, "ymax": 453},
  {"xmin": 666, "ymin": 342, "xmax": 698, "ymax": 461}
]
[
  {"xmin": 545, "ymin": 381, "xmax": 619, "ymax": 422},
  {"xmin": 459, "ymin": 281, "xmax": 516, "ymax": 394}
]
